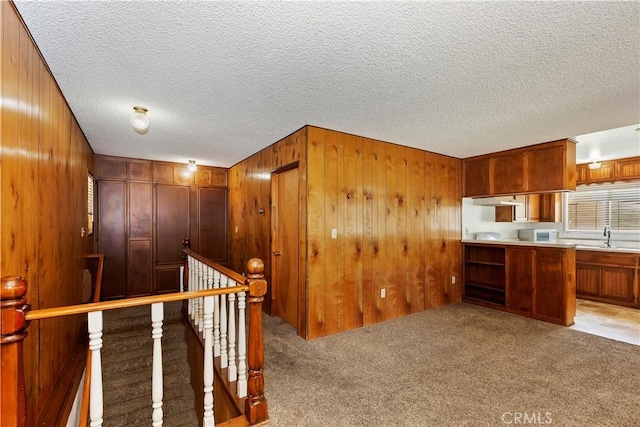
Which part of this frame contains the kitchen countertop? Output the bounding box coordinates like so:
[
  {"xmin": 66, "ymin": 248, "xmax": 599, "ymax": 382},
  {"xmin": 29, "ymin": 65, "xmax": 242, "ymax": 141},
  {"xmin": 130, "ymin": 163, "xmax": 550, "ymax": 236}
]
[{"xmin": 461, "ymin": 239, "xmax": 640, "ymax": 254}]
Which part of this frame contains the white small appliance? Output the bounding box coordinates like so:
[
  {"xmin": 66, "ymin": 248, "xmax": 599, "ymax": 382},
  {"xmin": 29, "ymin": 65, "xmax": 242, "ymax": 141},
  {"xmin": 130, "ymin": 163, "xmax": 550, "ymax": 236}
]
[{"xmin": 518, "ymin": 229, "xmax": 557, "ymax": 243}]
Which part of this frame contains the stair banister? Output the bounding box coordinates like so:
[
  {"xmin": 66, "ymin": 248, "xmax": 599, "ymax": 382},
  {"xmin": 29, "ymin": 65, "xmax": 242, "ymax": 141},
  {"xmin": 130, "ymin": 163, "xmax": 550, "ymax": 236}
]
[{"xmin": 0, "ymin": 275, "xmax": 29, "ymax": 427}]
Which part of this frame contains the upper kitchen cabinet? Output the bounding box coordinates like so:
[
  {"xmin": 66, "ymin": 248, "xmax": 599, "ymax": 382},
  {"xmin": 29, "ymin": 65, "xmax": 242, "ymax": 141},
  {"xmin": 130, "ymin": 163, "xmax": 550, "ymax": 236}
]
[
  {"xmin": 463, "ymin": 139, "xmax": 577, "ymax": 197},
  {"xmin": 463, "ymin": 157, "xmax": 491, "ymax": 197},
  {"xmin": 576, "ymin": 156, "xmax": 640, "ymax": 185}
]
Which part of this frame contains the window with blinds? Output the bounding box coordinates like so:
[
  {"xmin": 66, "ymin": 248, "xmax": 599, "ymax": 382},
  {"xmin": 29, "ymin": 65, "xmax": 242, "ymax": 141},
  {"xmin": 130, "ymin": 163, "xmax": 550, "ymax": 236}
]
[
  {"xmin": 88, "ymin": 173, "xmax": 94, "ymax": 235},
  {"xmin": 566, "ymin": 181, "xmax": 640, "ymax": 232}
]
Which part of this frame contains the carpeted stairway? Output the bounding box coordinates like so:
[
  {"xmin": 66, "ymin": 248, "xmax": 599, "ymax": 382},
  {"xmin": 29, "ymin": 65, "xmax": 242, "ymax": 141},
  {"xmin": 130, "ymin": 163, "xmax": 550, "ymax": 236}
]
[{"xmin": 101, "ymin": 301, "xmax": 198, "ymax": 426}]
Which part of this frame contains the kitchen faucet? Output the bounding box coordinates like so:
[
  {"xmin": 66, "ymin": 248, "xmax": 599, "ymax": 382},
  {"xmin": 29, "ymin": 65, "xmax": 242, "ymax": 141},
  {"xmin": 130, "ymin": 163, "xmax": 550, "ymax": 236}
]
[{"xmin": 603, "ymin": 225, "xmax": 612, "ymax": 247}]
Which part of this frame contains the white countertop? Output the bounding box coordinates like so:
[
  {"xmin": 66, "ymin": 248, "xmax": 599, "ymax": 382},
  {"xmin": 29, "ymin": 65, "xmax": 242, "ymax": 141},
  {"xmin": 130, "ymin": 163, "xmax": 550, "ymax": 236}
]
[{"xmin": 461, "ymin": 239, "xmax": 640, "ymax": 254}]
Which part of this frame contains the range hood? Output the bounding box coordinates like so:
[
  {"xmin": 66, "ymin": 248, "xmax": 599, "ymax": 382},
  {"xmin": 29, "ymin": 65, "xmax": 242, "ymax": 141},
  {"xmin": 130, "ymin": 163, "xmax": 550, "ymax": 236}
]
[{"xmin": 473, "ymin": 197, "xmax": 522, "ymax": 206}]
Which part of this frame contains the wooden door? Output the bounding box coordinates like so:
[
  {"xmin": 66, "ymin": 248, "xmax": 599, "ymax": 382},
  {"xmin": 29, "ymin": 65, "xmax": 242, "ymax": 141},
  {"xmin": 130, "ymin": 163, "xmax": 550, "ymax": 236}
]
[{"xmin": 272, "ymin": 167, "xmax": 300, "ymax": 329}]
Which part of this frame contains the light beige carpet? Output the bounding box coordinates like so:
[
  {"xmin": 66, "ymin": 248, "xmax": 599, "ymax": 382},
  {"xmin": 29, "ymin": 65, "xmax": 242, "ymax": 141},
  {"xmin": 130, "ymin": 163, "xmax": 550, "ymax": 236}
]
[{"xmin": 262, "ymin": 303, "xmax": 640, "ymax": 427}]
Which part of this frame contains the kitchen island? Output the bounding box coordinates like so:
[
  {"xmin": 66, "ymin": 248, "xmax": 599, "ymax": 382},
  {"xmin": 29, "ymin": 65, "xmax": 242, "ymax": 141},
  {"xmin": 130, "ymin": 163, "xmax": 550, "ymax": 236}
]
[{"xmin": 462, "ymin": 240, "xmax": 576, "ymax": 326}]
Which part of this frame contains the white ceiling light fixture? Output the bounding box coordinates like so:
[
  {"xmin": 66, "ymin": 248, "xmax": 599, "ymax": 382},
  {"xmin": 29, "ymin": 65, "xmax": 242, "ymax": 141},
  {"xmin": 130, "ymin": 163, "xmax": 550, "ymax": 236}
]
[
  {"xmin": 187, "ymin": 160, "xmax": 197, "ymax": 172},
  {"xmin": 130, "ymin": 106, "xmax": 149, "ymax": 134}
]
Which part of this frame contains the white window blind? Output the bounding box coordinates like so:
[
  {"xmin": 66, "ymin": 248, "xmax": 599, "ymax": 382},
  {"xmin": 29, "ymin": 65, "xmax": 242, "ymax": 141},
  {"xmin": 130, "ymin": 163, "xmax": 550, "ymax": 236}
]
[{"xmin": 566, "ymin": 182, "xmax": 640, "ymax": 232}]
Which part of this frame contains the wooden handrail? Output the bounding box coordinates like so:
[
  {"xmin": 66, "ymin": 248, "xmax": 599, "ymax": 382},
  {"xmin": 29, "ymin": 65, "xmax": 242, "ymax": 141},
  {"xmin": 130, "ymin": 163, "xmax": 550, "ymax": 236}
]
[
  {"xmin": 86, "ymin": 253, "xmax": 104, "ymax": 303},
  {"xmin": 183, "ymin": 248, "xmax": 246, "ymax": 284},
  {"xmin": 25, "ymin": 286, "xmax": 249, "ymax": 322}
]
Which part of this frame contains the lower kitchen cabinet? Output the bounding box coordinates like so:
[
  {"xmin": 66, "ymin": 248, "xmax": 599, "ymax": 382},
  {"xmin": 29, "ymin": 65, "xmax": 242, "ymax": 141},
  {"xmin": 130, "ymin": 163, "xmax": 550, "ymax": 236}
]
[
  {"xmin": 464, "ymin": 242, "xmax": 576, "ymax": 326},
  {"xmin": 576, "ymin": 251, "xmax": 638, "ymax": 307}
]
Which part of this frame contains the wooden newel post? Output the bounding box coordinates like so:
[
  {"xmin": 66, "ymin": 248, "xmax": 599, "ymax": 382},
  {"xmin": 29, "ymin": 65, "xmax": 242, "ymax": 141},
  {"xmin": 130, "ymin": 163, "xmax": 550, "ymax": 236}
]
[
  {"xmin": 1, "ymin": 276, "xmax": 29, "ymax": 427},
  {"xmin": 245, "ymin": 258, "xmax": 269, "ymax": 425},
  {"xmin": 182, "ymin": 238, "xmax": 191, "ymax": 311}
]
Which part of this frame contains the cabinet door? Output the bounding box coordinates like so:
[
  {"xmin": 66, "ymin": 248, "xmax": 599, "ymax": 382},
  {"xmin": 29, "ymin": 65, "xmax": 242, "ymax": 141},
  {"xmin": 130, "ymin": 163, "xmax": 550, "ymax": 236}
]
[
  {"xmin": 538, "ymin": 193, "xmax": 561, "ymax": 222},
  {"xmin": 507, "ymin": 248, "xmax": 534, "ymax": 313},
  {"xmin": 526, "ymin": 145, "xmax": 566, "ymax": 192},
  {"xmin": 463, "ymin": 157, "xmax": 491, "ymax": 197},
  {"xmin": 97, "ymin": 180, "xmax": 127, "ymax": 299},
  {"xmin": 156, "ymin": 184, "xmax": 190, "ymax": 293},
  {"xmin": 600, "ymin": 267, "xmax": 634, "ymax": 303},
  {"xmin": 533, "ymin": 249, "xmax": 566, "ymax": 322},
  {"xmin": 586, "ymin": 161, "xmax": 615, "ymax": 183},
  {"xmin": 576, "ymin": 164, "xmax": 587, "ymax": 185},
  {"xmin": 491, "ymin": 152, "xmax": 525, "ymax": 194},
  {"xmin": 198, "ymin": 187, "xmax": 228, "ymax": 263},
  {"xmin": 576, "ymin": 264, "xmax": 600, "ymax": 297},
  {"xmin": 615, "ymin": 157, "xmax": 640, "ymax": 181},
  {"xmin": 495, "ymin": 195, "xmax": 528, "ymax": 222}
]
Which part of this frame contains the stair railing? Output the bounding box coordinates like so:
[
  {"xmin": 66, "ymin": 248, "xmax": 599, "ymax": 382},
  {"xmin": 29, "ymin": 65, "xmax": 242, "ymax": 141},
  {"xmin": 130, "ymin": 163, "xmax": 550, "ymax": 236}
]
[
  {"xmin": 0, "ymin": 257, "xmax": 268, "ymax": 427},
  {"xmin": 182, "ymin": 242, "xmax": 269, "ymax": 425}
]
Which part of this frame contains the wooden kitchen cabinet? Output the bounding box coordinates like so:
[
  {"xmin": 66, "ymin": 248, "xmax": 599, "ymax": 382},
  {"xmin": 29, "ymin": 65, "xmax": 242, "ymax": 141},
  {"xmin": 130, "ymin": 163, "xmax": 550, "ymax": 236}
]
[
  {"xmin": 491, "ymin": 152, "xmax": 525, "ymax": 194},
  {"xmin": 463, "ymin": 157, "xmax": 491, "ymax": 197},
  {"xmin": 576, "ymin": 250, "xmax": 638, "ymax": 307},
  {"xmin": 575, "ymin": 156, "xmax": 640, "ymax": 185},
  {"xmin": 462, "ymin": 138, "xmax": 576, "ymax": 197},
  {"xmin": 495, "ymin": 193, "xmax": 561, "ymax": 223},
  {"xmin": 464, "ymin": 242, "xmax": 576, "ymax": 325}
]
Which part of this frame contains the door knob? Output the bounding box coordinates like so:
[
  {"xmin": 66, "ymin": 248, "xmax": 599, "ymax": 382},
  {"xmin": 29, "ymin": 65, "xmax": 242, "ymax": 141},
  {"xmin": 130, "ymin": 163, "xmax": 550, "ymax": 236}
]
[{"xmin": 274, "ymin": 251, "xmax": 281, "ymax": 256}]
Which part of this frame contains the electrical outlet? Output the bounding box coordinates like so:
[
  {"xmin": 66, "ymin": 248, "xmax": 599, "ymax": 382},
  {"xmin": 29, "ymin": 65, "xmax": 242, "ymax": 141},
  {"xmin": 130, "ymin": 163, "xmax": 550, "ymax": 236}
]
[
  {"xmin": 235, "ymin": 226, "xmax": 238, "ymax": 233},
  {"xmin": 331, "ymin": 228, "xmax": 337, "ymax": 239},
  {"xmin": 451, "ymin": 276, "xmax": 456, "ymax": 284},
  {"xmin": 381, "ymin": 288, "xmax": 386, "ymax": 298}
]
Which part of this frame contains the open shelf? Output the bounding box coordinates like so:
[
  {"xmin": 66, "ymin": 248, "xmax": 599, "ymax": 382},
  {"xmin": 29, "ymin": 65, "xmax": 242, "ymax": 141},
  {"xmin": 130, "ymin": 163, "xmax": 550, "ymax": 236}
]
[{"xmin": 464, "ymin": 244, "xmax": 507, "ymax": 307}]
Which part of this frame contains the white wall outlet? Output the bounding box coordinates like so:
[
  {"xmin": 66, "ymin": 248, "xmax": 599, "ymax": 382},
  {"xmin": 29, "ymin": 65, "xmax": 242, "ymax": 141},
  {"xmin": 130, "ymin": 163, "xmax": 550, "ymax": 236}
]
[
  {"xmin": 451, "ymin": 276, "xmax": 456, "ymax": 284},
  {"xmin": 235, "ymin": 226, "xmax": 238, "ymax": 233},
  {"xmin": 331, "ymin": 228, "xmax": 338, "ymax": 239},
  {"xmin": 381, "ymin": 288, "xmax": 386, "ymax": 298}
]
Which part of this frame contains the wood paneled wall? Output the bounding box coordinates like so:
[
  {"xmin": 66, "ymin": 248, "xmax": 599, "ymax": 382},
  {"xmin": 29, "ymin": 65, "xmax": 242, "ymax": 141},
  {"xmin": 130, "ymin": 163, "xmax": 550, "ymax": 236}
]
[
  {"xmin": 306, "ymin": 127, "xmax": 462, "ymax": 338},
  {"xmin": 229, "ymin": 125, "xmax": 462, "ymax": 339},
  {"xmin": 228, "ymin": 127, "xmax": 307, "ymax": 315},
  {"xmin": 95, "ymin": 155, "xmax": 228, "ymax": 299},
  {"xmin": 1, "ymin": 2, "xmax": 95, "ymax": 420}
]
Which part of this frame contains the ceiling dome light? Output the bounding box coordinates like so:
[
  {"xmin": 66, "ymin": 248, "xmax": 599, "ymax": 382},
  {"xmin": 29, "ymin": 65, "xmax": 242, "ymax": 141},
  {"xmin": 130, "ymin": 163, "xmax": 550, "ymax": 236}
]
[
  {"xmin": 187, "ymin": 160, "xmax": 197, "ymax": 172},
  {"xmin": 588, "ymin": 161, "xmax": 601, "ymax": 170},
  {"xmin": 130, "ymin": 106, "xmax": 149, "ymax": 133}
]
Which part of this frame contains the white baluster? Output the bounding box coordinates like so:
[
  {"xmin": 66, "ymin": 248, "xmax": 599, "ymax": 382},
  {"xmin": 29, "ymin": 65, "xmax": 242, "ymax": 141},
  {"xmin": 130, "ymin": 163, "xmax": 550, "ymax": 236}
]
[
  {"xmin": 220, "ymin": 275, "xmax": 228, "ymax": 368},
  {"xmin": 204, "ymin": 266, "xmax": 214, "ymax": 339},
  {"xmin": 237, "ymin": 291, "xmax": 247, "ymax": 398},
  {"xmin": 88, "ymin": 311, "xmax": 104, "ymax": 427},
  {"xmin": 194, "ymin": 260, "xmax": 202, "ymax": 330},
  {"xmin": 198, "ymin": 260, "xmax": 206, "ymax": 332},
  {"xmin": 151, "ymin": 303, "xmax": 164, "ymax": 426},
  {"xmin": 213, "ymin": 270, "xmax": 221, "ymax": 358},
  {"xmin": 188, "ymin": 256, "xmax": 195, "ymax": 319},
  {"xmin": 202, "ymin": 296, "xmax": 215, "ymax": 426},
  {"xmin": 227, "ymin": 281, "xmax": 237, "ymax": 382}
]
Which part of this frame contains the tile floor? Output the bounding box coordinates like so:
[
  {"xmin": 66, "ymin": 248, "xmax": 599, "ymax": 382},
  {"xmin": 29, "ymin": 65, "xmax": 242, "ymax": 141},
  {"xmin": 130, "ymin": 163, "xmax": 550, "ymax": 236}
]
[{"xmin": 571, "ymin": 299, "xmax": 640, "ymax": 346}]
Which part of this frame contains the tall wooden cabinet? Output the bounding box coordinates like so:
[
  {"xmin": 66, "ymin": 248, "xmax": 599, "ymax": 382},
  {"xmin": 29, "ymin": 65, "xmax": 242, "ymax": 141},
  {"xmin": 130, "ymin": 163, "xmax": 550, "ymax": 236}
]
[{"xmin": 96, "ymin": 155, "xmax": 228, "ymax": 299}]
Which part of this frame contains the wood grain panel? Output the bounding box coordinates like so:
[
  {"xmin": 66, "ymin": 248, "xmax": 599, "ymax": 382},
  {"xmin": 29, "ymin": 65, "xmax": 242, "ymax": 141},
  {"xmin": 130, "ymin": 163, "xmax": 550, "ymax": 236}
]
[
  {"xmin": 128, "ymin": 240, "xmax": 153, "ymax": 296},
  {"xmin": 2, "ymin": 3, "xmax": 95, "ymax": 419},
  {"xmin": 397, "ymin": 146, "xmax": 410, "ymax": 317},
  {"xmin": 198, "ymin": 187, "xmax": 228, "ymax": 262},
  {"xmin": 410, "ymin": 150, "xmax": 425, "ymax": 313},
  {"xmin": 129, "ymin": 182, "xmax": 152, "ymax": 238},
  {"xmin": 492, "ymin": 152, "xmax": 525, "ymax": 194},
  {"xmin": 600, "ymin": 268, "xmax": 634, "ymax": 301},
  {"xmin": 533, "ymin": 249, "xmax": 565, "ymax": 321},
  {"xmin": 576, "ymin": 264, "xmax": 599, "ymax": 296},
  {"xmin": 507, "ymin": 248, "xmax": 534, "ymax": 313},
  {"xmin": 128, "ymin": 160, "xmax": 151, "ymax": 181},
  {"xmin": 154, "ymin": 163, "xmax": 174, "ymax": 183},
  {"xmin": 343, "ymin": 133, "xmax": 361, "ymax": 330},
  {"xmin": 95, "ymin": 157, "xmax": 127, "ymax": 179},
  {"xmin": 98, "ymin": 180, "xmax": 127, "ymax": 299},
  {"xmin": 373, "ymin": 139, "xmax": 387, "ymax": 323},
  {"xmin": 361, "ymin": 138, "xmax": 374, "ymax": 326},
  {"xmin": 156, "ymin": 184, "xmax": 190, "ymax": 264}
]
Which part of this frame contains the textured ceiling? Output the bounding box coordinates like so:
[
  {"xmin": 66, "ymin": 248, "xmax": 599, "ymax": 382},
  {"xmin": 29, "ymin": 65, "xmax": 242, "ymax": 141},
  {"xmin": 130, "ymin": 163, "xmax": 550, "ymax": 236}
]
[{"xmin": 13, "ymin": 1, "xmax": 640, "ymax": 168}]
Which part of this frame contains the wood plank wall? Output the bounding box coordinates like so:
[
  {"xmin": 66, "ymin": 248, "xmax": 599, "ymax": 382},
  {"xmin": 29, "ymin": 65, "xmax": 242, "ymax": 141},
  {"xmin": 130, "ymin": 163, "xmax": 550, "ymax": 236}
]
[
  {"xmin": 1, "ymin": 2, "xmax": 95, "ymax": 420},
  {"xmin": 228, "ymin": 127, "xmax": 307, "ymax": 315},
  {"xmin": 306, "ymin": 127, "xmax": 462, "ymax": 338}
]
